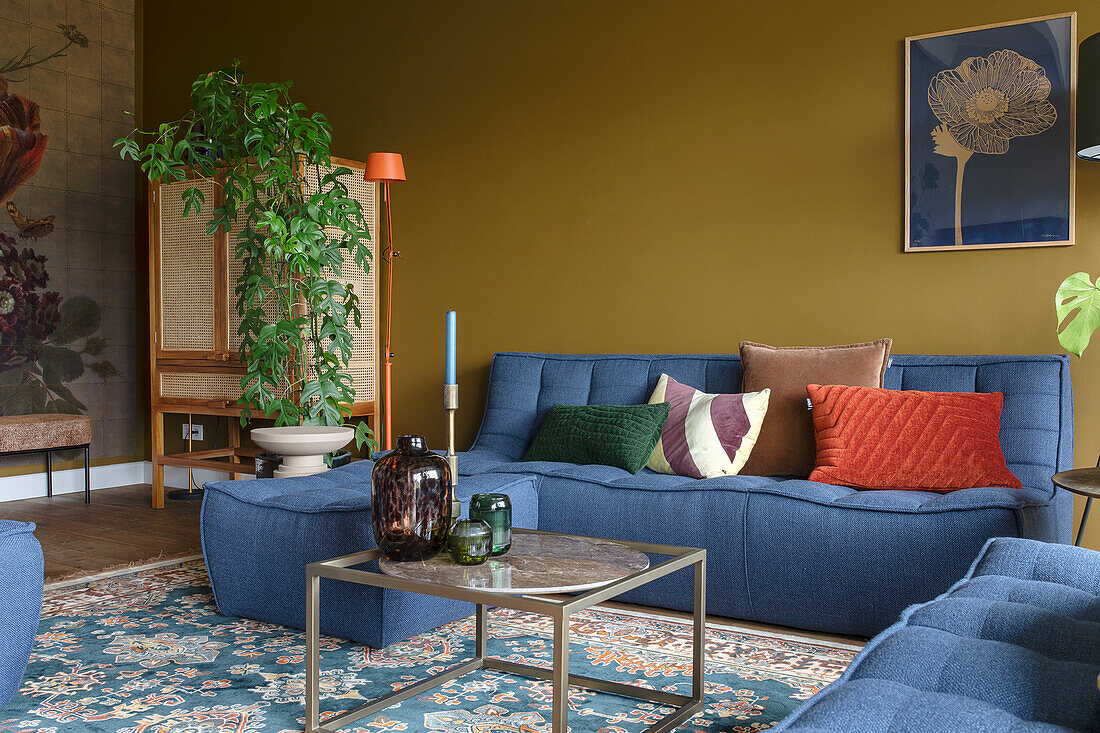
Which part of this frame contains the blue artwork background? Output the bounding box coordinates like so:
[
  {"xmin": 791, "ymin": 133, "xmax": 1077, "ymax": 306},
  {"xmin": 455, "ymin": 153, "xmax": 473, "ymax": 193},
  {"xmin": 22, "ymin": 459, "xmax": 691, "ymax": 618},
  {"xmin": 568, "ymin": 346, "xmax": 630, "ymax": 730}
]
[{"xmin": 908, "ymin": 17, "xmax": 1073, "ymax": 249}]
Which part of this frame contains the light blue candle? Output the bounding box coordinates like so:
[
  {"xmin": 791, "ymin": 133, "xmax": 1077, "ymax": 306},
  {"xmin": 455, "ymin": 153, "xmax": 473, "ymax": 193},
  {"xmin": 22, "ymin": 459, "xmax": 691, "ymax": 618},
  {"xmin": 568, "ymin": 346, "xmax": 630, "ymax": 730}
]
[{"xmin": 445, "ymin": 310, "xmax": 457, "ymax": 385}]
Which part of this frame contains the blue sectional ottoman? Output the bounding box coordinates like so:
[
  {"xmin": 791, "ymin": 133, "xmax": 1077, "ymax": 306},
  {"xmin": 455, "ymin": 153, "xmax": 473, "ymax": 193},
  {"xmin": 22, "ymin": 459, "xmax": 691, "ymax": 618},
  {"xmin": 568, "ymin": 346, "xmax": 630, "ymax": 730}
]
[
  {"xmin": 776, "ymin": 537, "xmax": 1100, "ymax": 732},
  {"xmin": 202, "ymin": 464, "xmax": 537, "ymax": 648},
  {"xmin": 0, "ymin": 520, "xmax": 43, "ymax": 710}
]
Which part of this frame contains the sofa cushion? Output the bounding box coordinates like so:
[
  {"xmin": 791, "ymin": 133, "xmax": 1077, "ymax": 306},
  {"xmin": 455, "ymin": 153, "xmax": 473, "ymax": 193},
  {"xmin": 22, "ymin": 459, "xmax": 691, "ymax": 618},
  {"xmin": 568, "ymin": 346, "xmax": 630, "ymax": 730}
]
[
  {"xmin": 646, "ymin": 373, "xmax": 770, "ymax": 478},
  {"xmin": 522, "ymin": 402, "xmax": 670, "ymax": 473},
  {"xmin": 776, "ymin": 537, "xmax": 1100, "ymax": 732},
  {"xmin": 807, "ymin": 384, "xmax": 1022, "ymax": 492},
  {"xmin": 506, "ymin": 459, "xmax": 1048, "ymax": 513},
  {"xmin": 204, "ymin": 471, "xmax": 375, "ymax": 512},
  {"xmin": 739, "ymin": 339, "xmax": 892, "ymax": 478}
]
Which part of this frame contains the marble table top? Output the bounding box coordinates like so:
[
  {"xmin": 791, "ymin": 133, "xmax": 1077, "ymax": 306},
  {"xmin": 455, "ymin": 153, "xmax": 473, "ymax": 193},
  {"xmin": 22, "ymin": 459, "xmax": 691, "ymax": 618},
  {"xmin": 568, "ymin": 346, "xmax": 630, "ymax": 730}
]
[{"xmin": 378, "ymin": 533, "xmax": 650, "ymax": 594}]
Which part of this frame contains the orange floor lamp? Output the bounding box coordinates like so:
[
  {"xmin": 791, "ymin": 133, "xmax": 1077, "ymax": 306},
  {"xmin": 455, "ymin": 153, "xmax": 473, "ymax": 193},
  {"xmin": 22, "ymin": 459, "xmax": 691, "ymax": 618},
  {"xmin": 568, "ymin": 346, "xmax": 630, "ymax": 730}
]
[{"xmin": 364, "ymin": 152, "xmax": 406, "ymax": 451}]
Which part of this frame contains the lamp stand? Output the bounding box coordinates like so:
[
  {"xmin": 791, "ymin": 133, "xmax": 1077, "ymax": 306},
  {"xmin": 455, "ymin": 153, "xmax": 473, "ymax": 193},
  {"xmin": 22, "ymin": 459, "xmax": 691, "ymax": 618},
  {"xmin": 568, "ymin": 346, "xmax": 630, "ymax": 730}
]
[
  {"xmin": 381, "ymin": 181, "xmax": 397, "ymax": 451},
  {"xmin": 444, "ymin": 383, "xmax": 460, "ymax": 520}
]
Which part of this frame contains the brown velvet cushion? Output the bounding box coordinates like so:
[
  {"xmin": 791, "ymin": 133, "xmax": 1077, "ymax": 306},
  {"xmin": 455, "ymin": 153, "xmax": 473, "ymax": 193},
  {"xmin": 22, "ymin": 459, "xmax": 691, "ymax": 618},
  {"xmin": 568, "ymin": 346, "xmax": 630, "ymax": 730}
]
[
  {"xmin": 738, "ymin": 339, "xmax": 892, "ymax": 477},
  {"xmin": 0, "ymin": 414, "xmax": 92, "ymax": 453}
]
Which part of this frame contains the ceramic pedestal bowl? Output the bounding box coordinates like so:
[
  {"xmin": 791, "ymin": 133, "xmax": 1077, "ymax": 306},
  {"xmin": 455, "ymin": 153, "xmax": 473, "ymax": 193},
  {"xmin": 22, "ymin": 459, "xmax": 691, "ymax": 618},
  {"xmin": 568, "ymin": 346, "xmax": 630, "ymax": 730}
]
[{"xmin": 250, "ymin": 426, "xmax": 354, "ymax": 479}]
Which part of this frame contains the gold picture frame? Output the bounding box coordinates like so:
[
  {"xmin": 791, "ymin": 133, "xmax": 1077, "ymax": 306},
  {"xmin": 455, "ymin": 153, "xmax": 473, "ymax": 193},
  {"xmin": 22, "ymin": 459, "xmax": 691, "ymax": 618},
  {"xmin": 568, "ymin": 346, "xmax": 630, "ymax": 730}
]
[{"xmin": 905, "ymin": 12, "xmax": 1076, "ymax": 252}]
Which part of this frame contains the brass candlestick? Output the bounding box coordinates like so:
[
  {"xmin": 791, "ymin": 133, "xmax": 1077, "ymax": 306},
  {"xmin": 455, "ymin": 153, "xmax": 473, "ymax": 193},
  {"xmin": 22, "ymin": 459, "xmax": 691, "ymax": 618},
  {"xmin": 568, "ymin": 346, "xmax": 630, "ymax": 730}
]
[{"xmin": 444, "ymin": 383, "xmax": 461, "ymax": 519}]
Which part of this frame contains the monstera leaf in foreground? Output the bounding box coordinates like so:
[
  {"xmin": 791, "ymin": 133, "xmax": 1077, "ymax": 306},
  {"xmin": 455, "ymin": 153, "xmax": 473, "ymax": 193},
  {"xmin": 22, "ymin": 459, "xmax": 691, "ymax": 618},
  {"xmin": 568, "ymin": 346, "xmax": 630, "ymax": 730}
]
[{"xmin": 1056, "ymin": 272, "xmax": 1100, "ymax": 358}]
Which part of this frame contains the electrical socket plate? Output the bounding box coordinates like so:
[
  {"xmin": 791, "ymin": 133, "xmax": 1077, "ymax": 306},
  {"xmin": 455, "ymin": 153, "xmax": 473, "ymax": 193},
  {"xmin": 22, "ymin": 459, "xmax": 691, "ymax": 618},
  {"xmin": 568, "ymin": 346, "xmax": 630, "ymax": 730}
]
[{"xmin": 182, "ymin": 423, "xmax": 204, "ymax": 441}]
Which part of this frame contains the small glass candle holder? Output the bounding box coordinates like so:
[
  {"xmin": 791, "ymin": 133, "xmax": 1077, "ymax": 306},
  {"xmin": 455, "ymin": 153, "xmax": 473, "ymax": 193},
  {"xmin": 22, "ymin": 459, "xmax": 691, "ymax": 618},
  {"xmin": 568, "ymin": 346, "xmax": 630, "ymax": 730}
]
[
  {"xmin": 447, "ymin": 519, "xmax": 492, "ymax": 565},
  {"xmin": 470, "ymin": 493, "xmax": 512, "ymax": 556}
]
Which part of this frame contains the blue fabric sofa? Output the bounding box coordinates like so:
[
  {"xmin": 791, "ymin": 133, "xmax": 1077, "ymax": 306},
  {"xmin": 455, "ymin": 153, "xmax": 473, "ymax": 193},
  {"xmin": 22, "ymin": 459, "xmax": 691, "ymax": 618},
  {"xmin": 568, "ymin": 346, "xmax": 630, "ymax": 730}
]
[
  {"xmin": 0, "ymin": 520, "xmax": 43, "ymax": 710},
  {"xmin": 776, "ymin": 537, "xmax": 1100, "ymax": 732},
  {"xmin": 202, "ymin": 352, "xmax": 1074, "ymax": 646}
]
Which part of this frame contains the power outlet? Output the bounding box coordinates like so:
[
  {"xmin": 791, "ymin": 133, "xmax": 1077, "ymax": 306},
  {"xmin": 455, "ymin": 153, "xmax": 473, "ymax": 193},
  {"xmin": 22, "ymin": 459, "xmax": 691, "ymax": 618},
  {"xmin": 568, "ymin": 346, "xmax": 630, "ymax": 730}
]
[{"xmin": 181, "ymin": 423, "xmax": 204, "ymax": 441}]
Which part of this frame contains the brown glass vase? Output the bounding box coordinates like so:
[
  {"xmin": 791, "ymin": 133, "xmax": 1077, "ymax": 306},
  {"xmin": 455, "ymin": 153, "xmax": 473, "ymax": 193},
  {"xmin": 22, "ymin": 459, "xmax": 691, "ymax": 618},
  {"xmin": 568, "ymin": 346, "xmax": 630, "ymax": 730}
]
[{"xmin": 371, "ymin": 435, "xmax": 452, "ymax": 561}]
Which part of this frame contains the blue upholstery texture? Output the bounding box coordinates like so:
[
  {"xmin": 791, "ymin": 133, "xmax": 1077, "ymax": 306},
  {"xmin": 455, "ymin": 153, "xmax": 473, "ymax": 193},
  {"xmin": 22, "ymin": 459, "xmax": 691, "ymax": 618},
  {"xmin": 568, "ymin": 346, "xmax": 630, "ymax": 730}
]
[
  {"xmin": 201, "ymin": 352, "xmax": 1074, "ymax": 644},
  {"xmin": 776, "ymin": 537, "xmax": 1100, "ymax": 732},
  {"xmin": 471, "ymin": 352, "xmax": 1074, "ymax": 636},
  {"xmin": 202, "ymin": 471, "xmax": 538, "ymax": 648},
  {"xmin": 0, "ymin": 520, "xmax": 43, "ymax": 710}
]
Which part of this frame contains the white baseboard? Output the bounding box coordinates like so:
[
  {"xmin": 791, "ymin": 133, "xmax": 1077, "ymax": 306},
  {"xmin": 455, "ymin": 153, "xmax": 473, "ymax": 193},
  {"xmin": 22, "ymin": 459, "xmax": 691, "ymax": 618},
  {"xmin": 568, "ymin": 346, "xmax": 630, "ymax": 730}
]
[
  {"xmin": 0, "ymin": 460, "xmax": 149, "ymax": 503},
  {"xmin": 0, "ymin": 458, "xmax": 252, "ymax": 503}
]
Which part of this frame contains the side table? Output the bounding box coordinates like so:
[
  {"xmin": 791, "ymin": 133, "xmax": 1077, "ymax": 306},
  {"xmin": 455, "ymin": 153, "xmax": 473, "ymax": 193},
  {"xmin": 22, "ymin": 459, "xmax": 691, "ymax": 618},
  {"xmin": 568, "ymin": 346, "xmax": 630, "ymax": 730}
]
[{"xmin": 1051, "ymin": 467, "xmax": 1100, "ymax": 546}]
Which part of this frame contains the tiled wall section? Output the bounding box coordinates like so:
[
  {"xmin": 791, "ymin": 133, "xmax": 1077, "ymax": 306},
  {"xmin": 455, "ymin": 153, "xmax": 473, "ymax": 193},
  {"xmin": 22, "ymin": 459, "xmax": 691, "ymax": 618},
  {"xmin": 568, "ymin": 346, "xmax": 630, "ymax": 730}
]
[{"xmin": 0, "ymin": 0, "xmax": 137, "ymax": 463}]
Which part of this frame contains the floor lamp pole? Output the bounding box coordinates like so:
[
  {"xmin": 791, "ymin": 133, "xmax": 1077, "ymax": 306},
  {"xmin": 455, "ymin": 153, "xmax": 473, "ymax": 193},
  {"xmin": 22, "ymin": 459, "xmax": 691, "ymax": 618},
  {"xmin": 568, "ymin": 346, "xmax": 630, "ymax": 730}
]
[
  {"xmin": 364, "ymin": 152, "xmax": 406, "ymax": 453},
  {"xmin": 382, "ymin": 180, "xmax": 395, "ymax": 451}
]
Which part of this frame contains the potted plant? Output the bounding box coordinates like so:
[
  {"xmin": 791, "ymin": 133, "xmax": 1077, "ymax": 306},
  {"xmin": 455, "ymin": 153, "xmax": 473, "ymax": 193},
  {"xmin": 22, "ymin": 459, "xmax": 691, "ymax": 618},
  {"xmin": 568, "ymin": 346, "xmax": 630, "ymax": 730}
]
[{"xmin": 117, "ymin": 63, "xmax": 376, "ymax": 470}]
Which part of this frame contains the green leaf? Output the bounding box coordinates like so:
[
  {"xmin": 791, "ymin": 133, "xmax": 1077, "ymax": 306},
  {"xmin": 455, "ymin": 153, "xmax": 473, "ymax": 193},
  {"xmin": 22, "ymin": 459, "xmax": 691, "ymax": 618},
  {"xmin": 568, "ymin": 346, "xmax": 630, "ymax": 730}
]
[
  {"xmin": 2, "ymin": 379, "xmax": 47, "ymax": 415},
  {"xmin": 39, "ymin": 345, "xmax": 85, "ymax": 383},
  {"xmin": 354, "ymin": 421, "xmax": 377, "ymax": 452},
  {"xmin": 50, "ymin": 296, "xmax": 102, "ymax": 346},
  {"xmin": 1056, "ymin": 272, "xmax": 1100, "ymax": 357},
  {"xmin": 0, "ymin": 367, "xmax": 23, "ymax": 391}
]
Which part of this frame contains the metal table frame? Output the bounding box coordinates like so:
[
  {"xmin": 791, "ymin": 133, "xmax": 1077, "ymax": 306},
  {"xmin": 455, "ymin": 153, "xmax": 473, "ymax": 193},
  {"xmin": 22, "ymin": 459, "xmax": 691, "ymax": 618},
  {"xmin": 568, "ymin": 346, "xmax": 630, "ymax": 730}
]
[{"xmin": 305, "ymin": 528, "xmax": 707, "ymax": 733}]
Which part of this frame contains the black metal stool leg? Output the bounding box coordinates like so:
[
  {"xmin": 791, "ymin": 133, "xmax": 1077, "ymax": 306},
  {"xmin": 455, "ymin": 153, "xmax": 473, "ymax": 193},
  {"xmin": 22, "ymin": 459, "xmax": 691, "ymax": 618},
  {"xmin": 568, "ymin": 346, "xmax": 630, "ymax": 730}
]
[
  {"xmin": 46, "ymin": 450, "xmax": 52, "ymax": 497},
  {"xmin": 83, "ymin": 444, "xmax": 91, "ymax": 504}
]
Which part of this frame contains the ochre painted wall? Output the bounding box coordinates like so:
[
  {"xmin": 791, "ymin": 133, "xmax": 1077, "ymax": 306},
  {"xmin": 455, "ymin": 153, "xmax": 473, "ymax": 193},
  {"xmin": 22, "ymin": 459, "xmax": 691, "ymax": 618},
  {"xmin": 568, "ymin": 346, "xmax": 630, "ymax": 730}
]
[{"xmin": 142, "ymin": 1, "xmax": 1100, "ymax": 546}]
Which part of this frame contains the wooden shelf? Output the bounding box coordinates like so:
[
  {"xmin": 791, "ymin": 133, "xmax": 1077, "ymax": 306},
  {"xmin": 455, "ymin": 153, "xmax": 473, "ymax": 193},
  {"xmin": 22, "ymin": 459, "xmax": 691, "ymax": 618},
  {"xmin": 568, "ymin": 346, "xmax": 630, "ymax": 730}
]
[{"xmin": 158, "ymin": 446, "xmax": 259, "ymax": 475}]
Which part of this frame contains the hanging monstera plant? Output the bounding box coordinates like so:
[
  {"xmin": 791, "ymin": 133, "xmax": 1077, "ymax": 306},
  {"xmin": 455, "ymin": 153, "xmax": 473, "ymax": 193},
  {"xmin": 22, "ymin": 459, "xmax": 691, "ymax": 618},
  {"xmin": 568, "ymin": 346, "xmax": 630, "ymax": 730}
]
[{"xmin": 1056, "ymin": 273, "xmax": 1100, "ymax": 358}]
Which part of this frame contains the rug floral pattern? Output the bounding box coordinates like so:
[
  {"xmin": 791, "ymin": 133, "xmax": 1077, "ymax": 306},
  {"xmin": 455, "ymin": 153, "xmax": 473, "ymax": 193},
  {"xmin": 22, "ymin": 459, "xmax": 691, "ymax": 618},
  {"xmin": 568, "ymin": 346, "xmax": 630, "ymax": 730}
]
[{"xmin": 3, "ymin": 560, "xmax": 859, "ymax": 732}]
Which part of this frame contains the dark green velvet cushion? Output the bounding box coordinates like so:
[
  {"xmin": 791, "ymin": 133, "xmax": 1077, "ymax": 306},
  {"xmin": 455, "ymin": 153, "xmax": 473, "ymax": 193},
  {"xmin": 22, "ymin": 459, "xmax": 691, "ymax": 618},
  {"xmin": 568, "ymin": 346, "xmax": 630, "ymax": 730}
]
[{"xmin": 522, "ymin": 402, "xmax": 671, "ymax": 474}]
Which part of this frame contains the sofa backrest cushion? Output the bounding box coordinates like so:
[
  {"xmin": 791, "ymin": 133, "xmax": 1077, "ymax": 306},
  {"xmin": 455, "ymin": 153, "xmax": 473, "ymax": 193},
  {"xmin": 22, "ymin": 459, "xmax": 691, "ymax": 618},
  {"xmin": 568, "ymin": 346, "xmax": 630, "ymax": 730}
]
[{"xmin": 472, "ymin": 353, "xmax": 1073, "ymax": 492}]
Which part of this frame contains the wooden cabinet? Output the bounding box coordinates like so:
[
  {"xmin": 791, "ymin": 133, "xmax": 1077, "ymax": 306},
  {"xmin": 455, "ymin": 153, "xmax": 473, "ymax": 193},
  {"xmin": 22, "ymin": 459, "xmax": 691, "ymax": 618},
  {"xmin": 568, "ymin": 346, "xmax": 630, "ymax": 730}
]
[{"xmin": 148, "ymin": 158, "xmax": 379, "ymax": 507}]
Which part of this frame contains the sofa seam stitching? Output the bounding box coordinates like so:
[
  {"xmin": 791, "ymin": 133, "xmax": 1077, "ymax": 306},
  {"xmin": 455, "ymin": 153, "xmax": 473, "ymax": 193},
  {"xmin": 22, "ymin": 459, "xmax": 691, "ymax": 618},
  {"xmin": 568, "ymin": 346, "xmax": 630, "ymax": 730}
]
[{"xmin": 742, "ymin": 491, "xmax": 755, "ymax": 620}]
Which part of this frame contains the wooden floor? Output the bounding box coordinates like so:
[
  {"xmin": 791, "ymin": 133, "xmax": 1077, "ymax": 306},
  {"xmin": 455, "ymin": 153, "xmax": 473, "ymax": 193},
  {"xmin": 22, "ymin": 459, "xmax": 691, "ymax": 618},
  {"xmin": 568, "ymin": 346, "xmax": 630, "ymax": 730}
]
[
  {"xmin": 0, "ymin": 483, "xmax": 201, "ymax": 581},
  {"xmin": 0, "ymin": 483, "xmax": 865, "ymax": 649}
]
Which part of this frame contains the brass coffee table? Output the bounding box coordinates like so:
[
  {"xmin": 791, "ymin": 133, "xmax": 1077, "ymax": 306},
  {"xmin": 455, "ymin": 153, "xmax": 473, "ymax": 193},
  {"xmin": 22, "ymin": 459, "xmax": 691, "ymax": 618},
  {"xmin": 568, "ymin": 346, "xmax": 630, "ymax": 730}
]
[{"xmin": 305, "ymin": 528, "xmax": 707, "ymax": 733}]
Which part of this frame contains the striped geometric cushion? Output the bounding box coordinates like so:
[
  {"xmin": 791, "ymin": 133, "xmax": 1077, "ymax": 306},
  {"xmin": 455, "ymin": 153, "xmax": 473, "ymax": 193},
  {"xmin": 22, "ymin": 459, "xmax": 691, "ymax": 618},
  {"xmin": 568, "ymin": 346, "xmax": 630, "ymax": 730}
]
[{"xmin": 646, "ymin": 374, "xmax": 770, "ymax": 479}]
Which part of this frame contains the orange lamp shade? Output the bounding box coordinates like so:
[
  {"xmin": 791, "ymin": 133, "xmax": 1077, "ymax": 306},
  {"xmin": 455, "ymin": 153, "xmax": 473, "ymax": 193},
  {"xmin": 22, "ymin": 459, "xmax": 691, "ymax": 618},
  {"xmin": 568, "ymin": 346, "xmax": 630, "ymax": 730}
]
[{"xmin": 364, "ymin": 152, "xmax": 406, "ymax": 182}]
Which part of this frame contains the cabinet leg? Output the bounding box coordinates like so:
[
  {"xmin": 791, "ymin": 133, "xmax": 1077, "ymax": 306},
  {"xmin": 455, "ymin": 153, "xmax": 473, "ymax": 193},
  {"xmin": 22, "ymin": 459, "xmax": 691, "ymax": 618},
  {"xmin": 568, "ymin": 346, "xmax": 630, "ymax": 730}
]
[
  {"xmin": 152, "ymin": 410, "xmax": 165, "ymax": 509},
  {"xmin": 152, "ymin": 461, "xmax": 165, "ymax": 509},
  {"xmin": 228, "ymin": 417, "xmax": 241, "ymax": 480}
]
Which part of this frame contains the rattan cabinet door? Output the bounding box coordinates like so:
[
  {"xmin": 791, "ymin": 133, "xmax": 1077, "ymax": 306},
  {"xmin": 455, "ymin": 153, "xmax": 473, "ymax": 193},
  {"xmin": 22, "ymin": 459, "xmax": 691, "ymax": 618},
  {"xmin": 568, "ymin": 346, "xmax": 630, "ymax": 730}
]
[
  {"xmin": 302, "ymin": 159, "xmax": 379, "ymax": 410},
  {"xmin": 154, "ymin": 177, "xmax": 222, "ymax": 359}
]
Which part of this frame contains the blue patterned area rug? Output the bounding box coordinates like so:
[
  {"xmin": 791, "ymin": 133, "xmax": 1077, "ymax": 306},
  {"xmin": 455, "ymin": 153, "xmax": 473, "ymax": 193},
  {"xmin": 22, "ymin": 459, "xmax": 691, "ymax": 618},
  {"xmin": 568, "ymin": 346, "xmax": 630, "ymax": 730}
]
[{"xmin": 4, "ymin": 559, "xmax": 860, "ymax": 732}]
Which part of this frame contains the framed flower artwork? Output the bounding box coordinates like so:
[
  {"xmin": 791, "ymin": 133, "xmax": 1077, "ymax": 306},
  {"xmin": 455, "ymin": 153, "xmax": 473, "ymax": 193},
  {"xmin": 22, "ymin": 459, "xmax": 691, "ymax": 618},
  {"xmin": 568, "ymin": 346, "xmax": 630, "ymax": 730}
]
[{"xmin": 905, "ymin": 13, "xmax": 1076, "ymax": 252}]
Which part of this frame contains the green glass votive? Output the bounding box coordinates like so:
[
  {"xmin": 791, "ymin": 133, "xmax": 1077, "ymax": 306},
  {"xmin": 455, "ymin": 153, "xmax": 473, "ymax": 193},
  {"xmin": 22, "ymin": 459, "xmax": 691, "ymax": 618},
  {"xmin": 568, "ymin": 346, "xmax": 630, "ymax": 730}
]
[
  {"xmin": 447, "ymin": 519, "xmax": 492, "ymax": 565},
  {"xmin": 470, "ymin": 493, "xmax": 512, "ymax": 556}
]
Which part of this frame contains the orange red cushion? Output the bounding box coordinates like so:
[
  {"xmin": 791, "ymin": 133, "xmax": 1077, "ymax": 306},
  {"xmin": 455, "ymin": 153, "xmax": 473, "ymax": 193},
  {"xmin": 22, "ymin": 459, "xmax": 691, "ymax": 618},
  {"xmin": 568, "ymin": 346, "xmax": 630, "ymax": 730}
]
[{"xmin": 806, "ymin": 384, "xmax": 1022, "ymax": 492}]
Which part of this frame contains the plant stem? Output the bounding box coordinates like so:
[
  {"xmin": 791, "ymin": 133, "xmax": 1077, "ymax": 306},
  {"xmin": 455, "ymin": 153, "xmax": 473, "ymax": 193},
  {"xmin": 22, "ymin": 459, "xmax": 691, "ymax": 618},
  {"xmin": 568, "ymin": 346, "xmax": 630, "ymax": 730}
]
[
  {"xmin": 1, "ymin": 39, "xmax": 75, "ymax": 75},
  {"xmin": 953, "ymin": 152, "xmax": 971, "ymax": 247}
]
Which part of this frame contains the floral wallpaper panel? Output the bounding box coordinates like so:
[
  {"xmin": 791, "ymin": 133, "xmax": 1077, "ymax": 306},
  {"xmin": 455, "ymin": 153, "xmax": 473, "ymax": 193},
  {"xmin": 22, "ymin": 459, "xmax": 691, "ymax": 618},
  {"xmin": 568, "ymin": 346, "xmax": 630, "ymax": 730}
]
[{"xmin": 0, "ymin": 0, "xmax": 136, "ymax": 465}]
